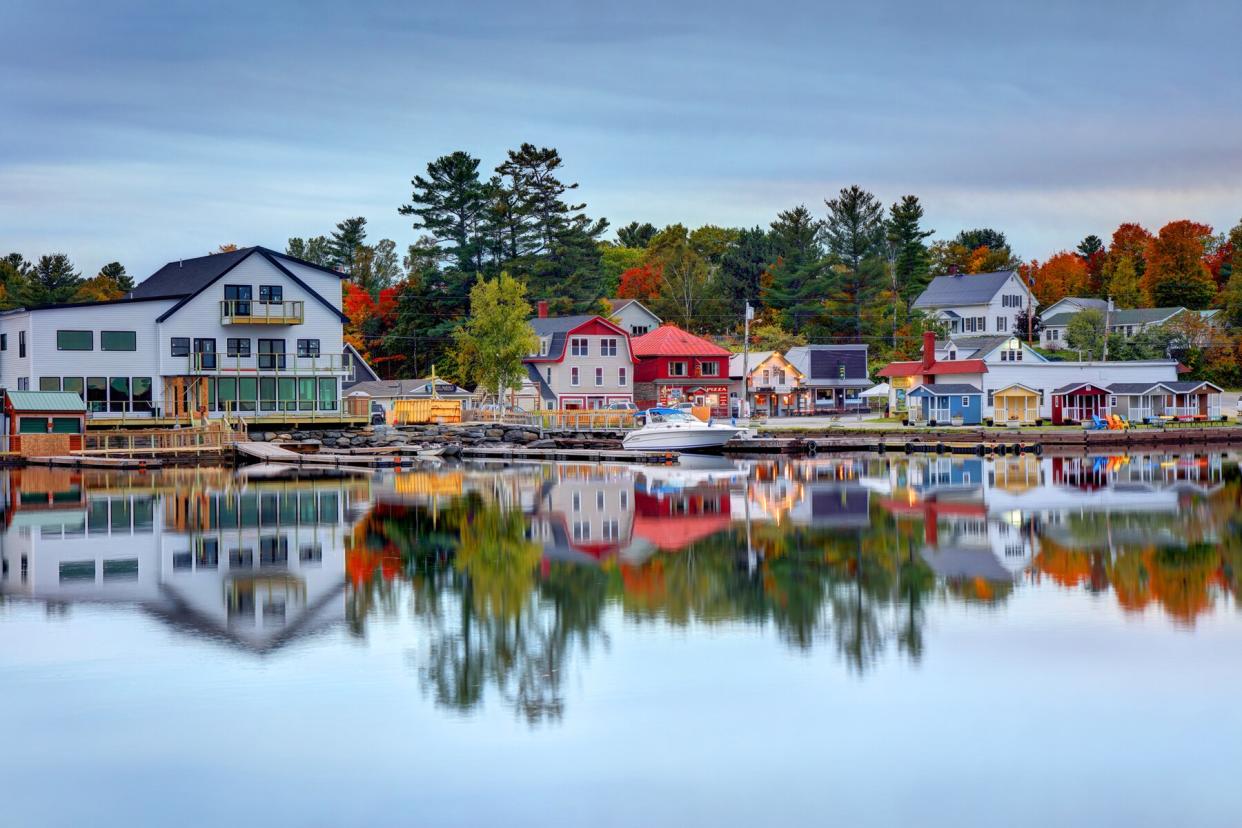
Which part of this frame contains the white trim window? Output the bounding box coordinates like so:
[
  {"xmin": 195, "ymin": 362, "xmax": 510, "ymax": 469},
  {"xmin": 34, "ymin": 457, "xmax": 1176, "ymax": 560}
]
[
  {"xmin": 700, "ymin": 361, "xmax": 720, "ymax": 377},
  {"xmin": 595, "ymin": 367, "xmax": 604, "ymax": 386},
  {"xmin": 601, "ymin": 338, "xmax": 618, "ymax": 357},
  {"xmin": 669, "ymin": 361, "xmax": 688, "ymax": 377},
  {"xmin": 571, "ymin": 337, "xmax": 588, "ymax": 357},
  {"xmin": 961, "ymin": 396, "xmax": 970, "ymax": 407},
  {"xmin": 618, "ymin": 367, "xmax": 627, "ymax": 386},
  {"xmin": 571, "ymin": 367, "xmax": 580, "ymax": 386}
]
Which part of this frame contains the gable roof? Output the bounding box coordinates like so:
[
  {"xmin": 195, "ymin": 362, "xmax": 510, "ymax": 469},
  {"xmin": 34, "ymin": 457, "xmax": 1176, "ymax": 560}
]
[
  {"xmin": 877, "ymin": 358, "xmax": 988, "ymax": 378},
  {"xmin": 1040, "ymin": 297, "xmax": 1109, "ymax": 318},
  {"xmin": 1107, "ymin": 382, "xmax": 1172, "ymax": 394},
  {"xmin": 342, "ymin": 343, "xmax": 379, "ymax": 386},
  {"xmin": 910, "ymin": 383, "xmax": 982, "ymax": 396},
  {"xmin": 913, "ymin": 270, "xmax": 1025, "ymax": 309},
  {"xmin": 727, "ymin": 351, "xmax": 779, "ymax": 377},
  {"xmin": 138, "ymin": 247, "xmax": 348, "ymax": 324},
  {"xmin": 992, "ymin": 382, "xmax": 1041, "ymax": 396},
  {"xmin": 631, "ymin": 325, "xmax": 730, "ymax": 357},
  {"xmin": 346, "ymin": 378, "xmax": 472, "ymax": 398},
  {"xmin": 1043, "ymin": 306, "xmax": 1185, "ymax": 328},
  {"xmin": 1052, "ymin": 382, "xmax": 1111, "ymax": 395},
  {"xmin": 606, "ymin": 298, "xmax": 661, "ymax": 320},
  {"xmin": 528, "ymin": 315, "xmax": 629, "ymax": 361},
  {"xmin": 6, "ymin": 390, "xmax": 86, "ymax": 412}
]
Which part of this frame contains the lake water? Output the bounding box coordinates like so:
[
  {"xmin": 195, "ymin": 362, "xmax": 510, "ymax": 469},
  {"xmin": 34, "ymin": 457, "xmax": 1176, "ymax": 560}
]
[{"xmin": 1, "ymin": 453, "xmax": 1240, "ymax": 827}]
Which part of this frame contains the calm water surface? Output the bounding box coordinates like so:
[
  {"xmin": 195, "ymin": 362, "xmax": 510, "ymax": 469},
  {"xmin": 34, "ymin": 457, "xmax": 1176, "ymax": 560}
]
[{"xmin": 2, "ymin": 454, "xmax": 1240, "ymax": 827}]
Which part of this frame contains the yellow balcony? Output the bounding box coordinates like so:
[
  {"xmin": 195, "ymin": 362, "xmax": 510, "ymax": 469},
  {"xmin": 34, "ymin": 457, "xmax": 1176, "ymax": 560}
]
[{"xmin": 220, "ymin": 299, "xmax": 304, "ymax": 325}]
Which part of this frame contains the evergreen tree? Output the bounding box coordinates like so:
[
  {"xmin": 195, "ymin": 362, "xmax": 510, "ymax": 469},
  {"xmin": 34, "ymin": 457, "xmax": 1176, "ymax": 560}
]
[
  {"xmin": 954, "ymin": 228, "xmax": 1009, "ymax": 251},
  {"xmin": 719, "ymin": 226, "xmax": 776, "ymax": 318},
  {"xmin": 886, "ymin": 195, "xmax": 933, "ymax": 313},
  {"xmin": 400, "ymin": 151, "xmax": 488, "ymax": 273},
  {"xmin": 98, "ymin": 261, "xmax": 134, "ymax": 292},
  {"xmin": 286, "ymin": 236, "xmax": 332, "ymax": 266},
  {"xmin": 22, "ymin": 253, "xmax": 82, "ymax": 305},
  {"xmin": 616, "ymin": 221, "xmax": 658, "ymax": 249},
  {"xmin": 1076, "ymin": 235, "xmax": 1105, "ymax": 258},
  {"xmin": 762, "ymin": 206, "xmax": 825, "ymax": 334},
  {"xmin": 823, "ymin": 185, "xmax": 886, "ymax": 342},
  {"xmin": 328, "ymin": 217, "xmax": 367, "ymax": 274}
]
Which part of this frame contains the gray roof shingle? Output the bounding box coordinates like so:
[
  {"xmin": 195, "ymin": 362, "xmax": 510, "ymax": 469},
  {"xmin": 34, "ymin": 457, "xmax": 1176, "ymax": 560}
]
[
  {"xmin": 913, "ymin": 270, "xmax": 1020, "ymax": 308},
  {"xmin": 912, "ymin": 383, "xmax": 982, "ymax": 395},
  {"xmin": 1043, "ymin": 306, "xmax": 1185, "ymax": 328}
]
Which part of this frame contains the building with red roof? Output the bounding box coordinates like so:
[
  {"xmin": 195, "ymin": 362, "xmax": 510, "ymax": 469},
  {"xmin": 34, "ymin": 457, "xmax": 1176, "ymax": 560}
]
[{"xmin": 631, "ymin": 325, "xmax": 732, "ymax": 414}]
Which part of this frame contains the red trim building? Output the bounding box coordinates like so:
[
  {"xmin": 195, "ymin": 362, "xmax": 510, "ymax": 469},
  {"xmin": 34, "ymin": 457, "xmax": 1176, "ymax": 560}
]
[{"xmin": 631, "ymin": 325, "xmax": 732, "ymax": 415}]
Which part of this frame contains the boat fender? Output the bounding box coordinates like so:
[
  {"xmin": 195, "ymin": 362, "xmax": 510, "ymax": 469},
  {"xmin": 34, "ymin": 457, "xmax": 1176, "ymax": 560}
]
[
  {"xmin": 805, "ymin": 440, "xmax": 817, "ymax": 456},
  {"xmin": 904, "ymin": 442, "xmax": 915, "ymax": 454},
  {"xmin": 1033, "ymin": 443, "xmax": 1044, "ymax": 455},
  {"xmin": 1012, "ymin": 443, "xmax": 1023, "ymax": 455},
  {"xmin": 974, "ymin": 444, "xmax": 985, "ymax": 456},
  {"xmin": 935, "ymin": 442, "xmax": 946, "ymax": 454}
]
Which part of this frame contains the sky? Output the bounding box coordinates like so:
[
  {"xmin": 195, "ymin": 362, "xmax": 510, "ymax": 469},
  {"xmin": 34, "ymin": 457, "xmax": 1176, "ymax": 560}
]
[{"xmin": 2, "ymin": 0, "xmax": 1241, "ymax": 281}]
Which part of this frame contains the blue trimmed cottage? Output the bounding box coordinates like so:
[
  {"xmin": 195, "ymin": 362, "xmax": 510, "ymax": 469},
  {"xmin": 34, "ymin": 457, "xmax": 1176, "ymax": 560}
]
[{"xmin": 908, "ymin": 383, "xmax": 983, "ymax": 425}]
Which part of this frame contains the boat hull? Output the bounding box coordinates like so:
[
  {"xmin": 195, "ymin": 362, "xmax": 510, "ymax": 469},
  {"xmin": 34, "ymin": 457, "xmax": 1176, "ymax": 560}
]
[{"xmin": 622, "ymin": 425, "xmax": 742, "ymax": 453}]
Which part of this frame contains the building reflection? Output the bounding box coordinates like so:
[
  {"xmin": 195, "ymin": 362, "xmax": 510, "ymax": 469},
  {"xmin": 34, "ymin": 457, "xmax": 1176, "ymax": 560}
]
[{"xmin": 0, "ymin": 468, "xmax": 369, "ymax": 652}]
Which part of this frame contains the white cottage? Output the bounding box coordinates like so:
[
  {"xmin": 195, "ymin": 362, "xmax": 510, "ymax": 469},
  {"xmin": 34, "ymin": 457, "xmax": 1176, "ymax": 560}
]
[
  {"xmin": 912, "ymin": 269, "xmax": 1036, "ymax": 336},
  {"xmin": 0, "ymin": 246, "xmax": 354, "ymax": 424}
]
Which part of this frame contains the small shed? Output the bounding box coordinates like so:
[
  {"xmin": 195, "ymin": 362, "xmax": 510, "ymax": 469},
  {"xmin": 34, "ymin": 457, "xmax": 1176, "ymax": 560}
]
[
  {"xmin": 1108, "ymin": 382, "xmax": 1171, "ymax": 423},
  {"xmin": 908, "ymin": 383, "xmax": 983, "ymax": 426},
  {"xmin": 5, "ymin": 390, "xmax": 87, "ymax": 457},
  {"xmin": 991, "ymin": 383, "xmax": 1041, "ymax": 425},
  {"xmin": 1051, "ymin": 382, "xmax": 1111, "ymax": 425}
]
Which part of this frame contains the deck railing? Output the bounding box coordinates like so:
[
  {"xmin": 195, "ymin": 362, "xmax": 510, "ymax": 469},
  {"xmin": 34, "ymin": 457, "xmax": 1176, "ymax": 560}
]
[
  {"xmin": 471, "ymin": 409, "xmax": 637, "ymax": 431},
  {"xmin": 220, "ymin": 299, "xmax": 304, "ymax": 324},
  {"xmin": 187, "ymin": 352, "xmax": 348, "ymax": 374}
]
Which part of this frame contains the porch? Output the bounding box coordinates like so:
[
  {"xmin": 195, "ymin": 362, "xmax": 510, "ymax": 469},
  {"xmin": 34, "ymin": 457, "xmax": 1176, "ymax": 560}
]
[{"xmin": 991, "ymin": 385, "xmax": 1040, "ymax": 425}]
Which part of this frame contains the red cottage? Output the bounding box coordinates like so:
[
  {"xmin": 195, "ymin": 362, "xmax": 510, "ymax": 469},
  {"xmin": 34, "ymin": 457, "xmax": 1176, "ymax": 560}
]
[{"xmin": 631, "ymin": 325, "xmax": 732, "ymax": 415}]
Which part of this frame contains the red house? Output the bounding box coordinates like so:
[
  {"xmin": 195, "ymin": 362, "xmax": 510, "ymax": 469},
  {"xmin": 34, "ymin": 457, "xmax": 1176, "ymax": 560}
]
[{"xmin": 631, "ymin": 325, "xmax": 732, "ymax": 414}]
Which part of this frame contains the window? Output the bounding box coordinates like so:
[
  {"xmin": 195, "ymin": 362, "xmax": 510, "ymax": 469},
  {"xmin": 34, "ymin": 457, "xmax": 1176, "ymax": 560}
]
[
  {"xmin": 227, "ymin": 338, "xmax": 251, "ymax": 358},
  {"xmin": 1, "ymin": 333, "xmax": 6, "ymax": 350},
  {"xmin": 669, "ymin": 361, "xmax": 687, "ymax": 377},
  {"xmin": 546, "ymin": 367, "xmax": 552, "ymax": 384},
  {"xmin": 601, "ymin": 338, "xmax": 618, "ymax": 357},
  {"xmin": 318, "ymin": 378, "xmax": 337, "ymax": 411},
  {"xmin": 962, "ymin": 396, "xmax": 970, "ymax": 407},
  {"xmin": 996, "ymin": 316, "xmax": 1007, "ymax": 331},
  {"xmin": 632, "ymin": 325, "xmax": 649, "ymax": 336},
  {"xmin": 63, "ymin": 377, "xmax": 83, "ymax": 399},
  {"xmin": 19, "ymin": 330, "xmax": 25, "ymax": 357},
  {"xmin": 109, "ymin": 377, "xmax": 129, "ymax": 413},
  {"xmin": 260, "ymin": 377, "xmax": 277, "ymax": 411},
  {"xmin": 700, "ymin": 361, "xmax": 720, "ymax": 377},
  {"xmin": 571, "ymin": 367, "xmax": 580, "ymax": 386},
  {"xmin": 56, "ymin": 330, "xmax": 93, "ymax": 351},
  {"xmin": 133, "ymin": 377, "xmax": 152, "ymax": 412},
  {"xmin": 619, "ymin": 367, "xmax": 627, "ymax": 386},
  {"xmin": 258, "ymin": 285, "xmax": 283, "ymax": 303},
  {"xmin": 571, "ymin": 337, "xmax": 588, "ymax": 357},
  {"xmin": 39, "ymin": 377, "xmax": 60, "ymax": 391},
  {"xmin": 297, "ymin": 338, "xmax": 320, "ymax": 358},
  {"xmin": 193, "ymin": 338, "xmax": 216, "ymax": 369},
  {"xmin": 572, "ymin": 492, "xmax": 581, "ymax": 511},
  {"xmin": 595, "ymin": 367, "xmax": 604, "ymax": 386},
  {"xmin": 987, "ymin": 390, "xmax": 995, "ymax": 405},
  {"xmin": 258, "ymin": 339, "xmax": 286, "ymax": 370},
  {"xmin": 101, "ymin": 331, "xmax": 136, "ymax": 351},
  {"xmin": 223, "ymin": 284, "xmax": 252, "ymax": 315},
  {"xmin": 1109, "ymin": 395, "xmax": 1117, "ymax": 407},
  {"xmin": 86, "ymin": 377, "xmax": 106, "ymax": 412},
  {"xmin": 16, "ymin": 377, "xmax": 27, "ymax": 391},
  {"xmin": 171, "ymin": 337, "xmax": 190, "ymax": 357}
]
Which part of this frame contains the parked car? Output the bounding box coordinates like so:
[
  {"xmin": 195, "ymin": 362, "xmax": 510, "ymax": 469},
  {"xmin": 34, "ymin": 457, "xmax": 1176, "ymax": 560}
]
[
  {"xmin": 607, "ymin": 400, "xmax": 638, "ymax": 411},
  {"xmin": 370, "ymin": 402, "xmax": 386, "ymax": 425}
]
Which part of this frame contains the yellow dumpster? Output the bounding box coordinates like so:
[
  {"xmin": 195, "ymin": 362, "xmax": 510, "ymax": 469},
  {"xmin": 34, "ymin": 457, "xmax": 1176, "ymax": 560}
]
[{"xmin": 391, "ymin": 398, "xmax": 462, "ymax": 425}]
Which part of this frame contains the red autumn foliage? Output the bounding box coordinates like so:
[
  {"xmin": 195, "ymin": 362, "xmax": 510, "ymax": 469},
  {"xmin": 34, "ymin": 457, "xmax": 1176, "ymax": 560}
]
[
  {"xmin": 1027, "ymin": 251, "xmax": 1091, "ymax": 306},
  {"xmin": 618, "ymin": 264, "xmax": 661, "ymax": 301}
]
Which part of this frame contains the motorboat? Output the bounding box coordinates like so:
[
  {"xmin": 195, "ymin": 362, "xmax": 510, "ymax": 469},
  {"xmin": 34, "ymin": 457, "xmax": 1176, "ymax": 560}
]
[{"xmin": 622, "ymin": 408, "xmax": 744, "ymax": 453}]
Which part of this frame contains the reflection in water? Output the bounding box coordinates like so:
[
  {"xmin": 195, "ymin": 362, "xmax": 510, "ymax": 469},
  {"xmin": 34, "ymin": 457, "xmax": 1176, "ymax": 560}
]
[{"xmin": 2, "ymin": 452, "xmax": 1240, "ymax": 721}]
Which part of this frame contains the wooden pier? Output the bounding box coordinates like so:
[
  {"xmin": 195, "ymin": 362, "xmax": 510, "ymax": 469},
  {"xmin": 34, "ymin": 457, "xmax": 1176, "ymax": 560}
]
[{"xmin": 460, "ymin": 445, "xmax": 677, "ymax": 464}]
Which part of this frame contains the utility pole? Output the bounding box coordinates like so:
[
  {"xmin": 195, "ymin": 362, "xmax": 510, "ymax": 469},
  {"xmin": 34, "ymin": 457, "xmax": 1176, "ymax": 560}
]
[
  {"xmin": 742, "ymin": 302, "xmax": 754, "ymax": 419},
  {"xmin": 1102, "ymin": 295, "xmax": 1113, "ymax": 362}
]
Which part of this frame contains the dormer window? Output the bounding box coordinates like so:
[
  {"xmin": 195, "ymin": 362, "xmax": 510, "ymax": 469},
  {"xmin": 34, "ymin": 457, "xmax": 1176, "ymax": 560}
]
[{"xmin": 947, "ymin": 347, "xmax": 957, "ymax": 360}]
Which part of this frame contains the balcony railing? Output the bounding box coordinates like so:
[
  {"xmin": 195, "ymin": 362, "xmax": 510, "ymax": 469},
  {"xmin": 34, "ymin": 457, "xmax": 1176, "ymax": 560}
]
[
  {"xmin": 220, "ymin": 299, "xmax": 305, "ymax": 325},
  {"xmin": 186, "ymin": 351, "xmax": 349, "ymax": 374}
]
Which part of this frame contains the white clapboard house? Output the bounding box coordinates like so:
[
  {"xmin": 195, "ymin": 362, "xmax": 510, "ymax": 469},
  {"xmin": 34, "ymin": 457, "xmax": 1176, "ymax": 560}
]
[
  {"xmin": 0, "ymin": 246, "xmax": 356, "ymax": 424},
  {"xmin": 912, "ymin": 269, "xmax": 1037, "ymax": 336}
]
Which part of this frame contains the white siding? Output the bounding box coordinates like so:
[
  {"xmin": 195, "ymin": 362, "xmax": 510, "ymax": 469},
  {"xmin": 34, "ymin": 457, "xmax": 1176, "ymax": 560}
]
[{"xmin": 981, "ymin": 361, "xmax": 1180, "ymax": 417}]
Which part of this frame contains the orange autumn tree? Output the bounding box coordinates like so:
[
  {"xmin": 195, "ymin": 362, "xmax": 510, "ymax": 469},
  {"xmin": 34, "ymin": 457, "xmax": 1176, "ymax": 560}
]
[
  {"xmin": 1028, "ymin": 251, "xmax": 1091, "ymax": 306},
  {"xmin": 617, "ymin": 264, "xmax": 660, "ymax": 301},
  {"xmin": 343, "ymin": 282, "xmax": 402, "ymax": 375},
  {"xmin": 71, "ymin": 274, "xmax": 125, "ymax": 303},
  {"xmin": 1142, "ymin": 220, "xmax": 1216, "ymax": 308}
]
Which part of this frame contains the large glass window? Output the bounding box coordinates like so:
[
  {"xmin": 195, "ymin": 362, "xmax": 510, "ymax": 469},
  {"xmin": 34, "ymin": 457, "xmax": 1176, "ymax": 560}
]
[
  {"xmin": 298, "ymin": 378, "xmax": 316, "ymax": 411},
  {"xmin": 239, "ymin": 377, "xmax": 258, "ymax": 412},
  {"xmin": 86, "ymin": 377, "xmax": 107, "ymax": 412},
  {"xmin": 170, "ymin": 337, "xmax": 190, "ymax": 357},
  {"xmin": 297, "ymin": 339, "xmax": 320, "ymax": 358},
  {"xmin": 217, "ymin": 377, "xmax": 237, "ymax": 413},
  {"xmin": 260, "ymin": 377, "xmax": 277, "ymax": 411},
  {"xmin": 56, "ymin": 330, "xmax": 93, "ymax": 351},
  {"xmin": 101, "ymin": 331, "xmax": 136, "ymax": 351},
  {"xmin": 278, "ymin": 378, "xmax": 297, "ymax": 411},
  {"xmin": 224, "ymin": 284, "xmax": 252, "ymax": 316},
  {"xmin": 318, "ymin": 378, "xmax": 337, "ymax": 411},
  {"xmin": 132, "ymin": 377, "xmax": 152, "ymax": 412},
  {"xmin": 259, "ymin": 285, "xmax": 283, "ymax": 303},
  {"xmin": 227, "ymin": 338, "xmax": 251, "ymax": 358},
  {"xmin": 62, "ymin": 377, "xmax": 84, "ymax": 400},
  {"xmin": 109, "ymin": 377, "xmax": 129, "ymax": 413},
  {"xmin": 258, "ymin": 339, "xmax": 286, "ymax": 370},
  {"xmin": 39, "ymin": 377, "xmax": 60, "ymax": 391}
]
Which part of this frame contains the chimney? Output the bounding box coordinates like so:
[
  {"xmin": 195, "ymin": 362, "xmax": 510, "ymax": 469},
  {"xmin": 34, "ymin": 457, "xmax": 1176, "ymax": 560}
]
[
  {"xmin": 537, "ymin": 300, "xmax": 548, "ymax": 319},
  {"xmin": 922, "ymin": 331, "xmax": 936, "ymax": 369}
]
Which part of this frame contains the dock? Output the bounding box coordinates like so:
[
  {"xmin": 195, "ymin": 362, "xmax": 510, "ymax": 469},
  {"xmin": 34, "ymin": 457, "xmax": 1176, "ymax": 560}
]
[{"xmin": 460, "ymin": 445, "xmax": 677, "ymax": 464}]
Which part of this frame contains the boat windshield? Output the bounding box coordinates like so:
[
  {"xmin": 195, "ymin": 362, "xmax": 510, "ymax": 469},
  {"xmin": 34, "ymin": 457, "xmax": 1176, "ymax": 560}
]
[{"xmin": 647, "ymin": 410, "xmax": 695, "ymax": 424}]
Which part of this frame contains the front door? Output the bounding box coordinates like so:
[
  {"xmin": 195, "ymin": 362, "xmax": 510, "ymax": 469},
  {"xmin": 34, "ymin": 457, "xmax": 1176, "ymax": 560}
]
[{"xmin": 224, "ymin": 284, "xmax": 252, "ymax": 316}]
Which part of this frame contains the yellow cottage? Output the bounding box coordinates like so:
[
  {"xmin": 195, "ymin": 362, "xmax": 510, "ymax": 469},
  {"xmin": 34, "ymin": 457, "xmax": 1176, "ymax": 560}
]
[{"xmin": 991, "ymin": 383, "xmax": 1041, "ymax": 425}]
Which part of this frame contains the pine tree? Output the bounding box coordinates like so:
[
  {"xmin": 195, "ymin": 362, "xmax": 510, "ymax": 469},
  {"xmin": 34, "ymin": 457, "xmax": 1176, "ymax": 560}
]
[
  {"xmin": 21, "ymin": 253, "xmax": 82, "ymax": 305},
  {"xmin": 400, "ymin": 151, "xmax": 488, "ymax": 273},
  {"xmin": 328, "ymin": 217, "xmax": 367, "ymax": 274},
  {"xmin": 1076, "ymin": 235, "xmax": 1104, "ymax": 257},
  {"xmin": 762, "ymin": 206, "xmax": 825, "ymax": 334},
  {"xmin": 97, "ymin": 261, "xmax": 134, "ymax": 292},
  {"xmin": 719, "ymin": 226, "xmax": 776, "ymax": 318},
  {"xmin": 616, "ymin": 221, "xmax": 658, "ymax": 249},
  {"xmin": 824, "ymin": 185, "xmax": 886, "ymax": 342},
  {"xmin": 286, "ymin": 236, "xmax": 333, "ymax": 267},
  {"xmin": 886, "ymin": 195, "xmax": 933, "ymax": 313}
]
